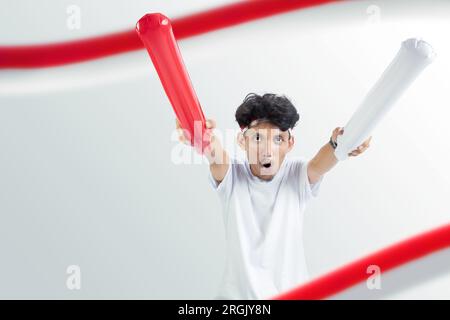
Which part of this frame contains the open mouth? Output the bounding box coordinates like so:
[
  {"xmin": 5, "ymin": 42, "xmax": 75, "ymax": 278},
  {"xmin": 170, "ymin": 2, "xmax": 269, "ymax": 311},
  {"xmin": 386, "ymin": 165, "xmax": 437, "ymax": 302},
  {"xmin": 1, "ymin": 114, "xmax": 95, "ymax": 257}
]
[{"xmin": 260, "ymin": 159, "xmax": 272, "ymax": 169}]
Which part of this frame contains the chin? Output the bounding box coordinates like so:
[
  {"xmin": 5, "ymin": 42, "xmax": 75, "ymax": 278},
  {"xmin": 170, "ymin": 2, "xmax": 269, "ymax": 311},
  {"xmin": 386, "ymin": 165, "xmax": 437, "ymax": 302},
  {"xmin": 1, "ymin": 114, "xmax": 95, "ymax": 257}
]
[{"xmin": 258, "ymin": 166, "xmax": 279, "ymax": 179}]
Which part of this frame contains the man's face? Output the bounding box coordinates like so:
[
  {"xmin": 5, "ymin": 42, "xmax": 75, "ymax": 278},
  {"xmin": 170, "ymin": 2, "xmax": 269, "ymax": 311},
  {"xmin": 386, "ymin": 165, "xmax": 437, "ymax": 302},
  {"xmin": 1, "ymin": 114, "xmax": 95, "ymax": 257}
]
[{"xmin": 239, "ymin": 122, "xmax": 294, "ymax": 180}]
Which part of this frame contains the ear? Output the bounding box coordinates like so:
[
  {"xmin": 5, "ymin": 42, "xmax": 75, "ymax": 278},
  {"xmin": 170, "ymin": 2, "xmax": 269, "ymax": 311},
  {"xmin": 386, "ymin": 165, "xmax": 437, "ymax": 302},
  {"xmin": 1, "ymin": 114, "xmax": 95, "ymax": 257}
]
[
  {"xmin": 236, "ymin": 132, "xmax": 246, "ymax": 151},
  {"xmin": 287, "ymin": 135, "xmax": 295, "ymax": 152}
]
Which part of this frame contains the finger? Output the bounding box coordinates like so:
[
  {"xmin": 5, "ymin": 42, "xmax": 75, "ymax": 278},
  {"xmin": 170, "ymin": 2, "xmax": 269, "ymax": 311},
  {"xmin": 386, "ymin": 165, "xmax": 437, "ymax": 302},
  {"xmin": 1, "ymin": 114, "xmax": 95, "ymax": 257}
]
[
  {"xmin": 176, "ymin": 126, "xmax": 183, "ymax": 138},
  {"xmin": 209, "ymin": 132, "xmax": 216, "ymax": 144},
  {"xmin": 182, "ymin": 137, "xmax": 191, "ymax": 145},
  {"xmin": 355, "ymin": 143, "xmax": 367, "ymax": 151},
  {"xmin": 333, "ymin": 127, "xmax": 344, "ymax": 139},
  {"xmin": 332, "ymin": 127, "xmax": 342, "ymax": 136},
  {"xmin": 177, "ymin": 128, "xmax": 191, "ymax": 145},
  {"xmin": 349, "ymin": 148, "xmax": 363, "ymax": 156},
  {"xmin": 363, "ymin": 139, "xmax": 372, "ymax": 147},
  {"xmin": 206, "ymin": 119, "xmax": 216, "ymax": 129},
  {"xmin": 359, "ymin": 136, "xmax": 372, "ymax": 148},
  {"xmin": 332, "ymin": 127, "xmax": 341, "ymax": 141},
  {"xmin": 178, "ymin": 132, "xmax": 188, "ymax": 144},
  {"xmin": 360, "ymin": 143, "xmax": 371, "ymax": 151}
]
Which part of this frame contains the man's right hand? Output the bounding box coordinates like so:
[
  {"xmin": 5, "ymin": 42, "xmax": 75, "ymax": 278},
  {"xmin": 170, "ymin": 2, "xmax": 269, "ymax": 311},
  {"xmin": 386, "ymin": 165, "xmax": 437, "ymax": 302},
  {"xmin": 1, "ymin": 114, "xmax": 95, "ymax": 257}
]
[
  {"xmin": 175, "ymin": 118, "xmax": 217, "ymax": 146},
  {"xmin": 175, "ymin": 118, "xmax": 229, "ymax": 182}
]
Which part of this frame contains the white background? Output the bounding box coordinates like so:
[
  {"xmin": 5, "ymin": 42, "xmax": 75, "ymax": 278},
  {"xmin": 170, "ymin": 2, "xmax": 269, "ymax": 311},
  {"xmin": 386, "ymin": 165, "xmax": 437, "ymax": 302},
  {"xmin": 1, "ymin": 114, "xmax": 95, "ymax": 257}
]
[{"xmin": 0, "ymin": 0, "xmax": 449, "ymax": 299}]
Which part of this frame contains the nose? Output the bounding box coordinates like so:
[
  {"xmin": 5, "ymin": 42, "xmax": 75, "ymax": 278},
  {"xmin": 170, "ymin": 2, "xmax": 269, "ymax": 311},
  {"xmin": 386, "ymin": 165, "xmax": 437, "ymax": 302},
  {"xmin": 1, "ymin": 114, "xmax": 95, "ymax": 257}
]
[
  {"xmin": 260, "ymin": 130, "xmax": 275, "ymax": 158},
  {"xmin": 262, "ymin": 140, "xmax": 272, "ymax": 158}
]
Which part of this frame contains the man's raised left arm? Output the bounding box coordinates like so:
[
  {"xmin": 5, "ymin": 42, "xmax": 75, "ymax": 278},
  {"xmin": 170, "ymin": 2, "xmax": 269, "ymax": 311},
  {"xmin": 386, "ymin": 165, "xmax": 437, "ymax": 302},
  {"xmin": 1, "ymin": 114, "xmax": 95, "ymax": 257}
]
[{"xmin": 307, "ymin": 127, "xmax": 372, "ymax": 184}]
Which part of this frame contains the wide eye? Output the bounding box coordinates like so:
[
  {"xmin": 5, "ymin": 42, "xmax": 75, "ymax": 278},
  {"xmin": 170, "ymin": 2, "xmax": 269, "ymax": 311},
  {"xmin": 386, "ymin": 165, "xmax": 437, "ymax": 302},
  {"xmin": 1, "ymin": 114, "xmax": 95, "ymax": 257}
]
[
  {"xmin": 252, "ymin": 133, "xmax": 261, "ymax": 142},
  {"xmin": 274, "ymin": 135, "xmax": 283, "ymax": 145}
]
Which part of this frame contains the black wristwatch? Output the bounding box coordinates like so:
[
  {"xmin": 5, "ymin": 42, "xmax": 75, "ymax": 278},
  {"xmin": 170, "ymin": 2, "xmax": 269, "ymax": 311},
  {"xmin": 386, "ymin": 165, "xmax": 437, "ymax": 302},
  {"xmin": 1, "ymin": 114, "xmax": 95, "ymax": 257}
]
[{"xmin": 329, "ymin": 136, "xmax": 337, "ymax": 149}]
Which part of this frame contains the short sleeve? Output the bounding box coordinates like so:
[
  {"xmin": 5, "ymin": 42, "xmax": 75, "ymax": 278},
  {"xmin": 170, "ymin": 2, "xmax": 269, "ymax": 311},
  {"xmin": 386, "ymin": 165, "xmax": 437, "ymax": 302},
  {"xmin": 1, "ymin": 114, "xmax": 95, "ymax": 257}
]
[
  {"xmin": 299, "ymin": 158, "xmax": 324, "ymax": 202},
  {"xmin": 208, "ymin": 157, "xmax": 234, "ymax": 201}
]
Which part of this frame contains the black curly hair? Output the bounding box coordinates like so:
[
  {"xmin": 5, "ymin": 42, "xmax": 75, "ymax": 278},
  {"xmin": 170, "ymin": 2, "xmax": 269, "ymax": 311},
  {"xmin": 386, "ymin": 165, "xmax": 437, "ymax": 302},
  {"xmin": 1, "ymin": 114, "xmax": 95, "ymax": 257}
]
[{"xmin": 235, "ymin": 93, "xmax": 300, "ymax": 132}]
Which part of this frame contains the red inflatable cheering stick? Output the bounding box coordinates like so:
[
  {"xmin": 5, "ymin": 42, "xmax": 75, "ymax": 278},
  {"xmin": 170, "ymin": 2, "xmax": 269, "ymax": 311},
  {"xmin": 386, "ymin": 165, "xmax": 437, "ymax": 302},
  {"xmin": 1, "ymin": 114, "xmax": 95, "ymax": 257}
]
[{"xmin": 136, "ymin": 13, "xmax": 210, "ymax": 154}]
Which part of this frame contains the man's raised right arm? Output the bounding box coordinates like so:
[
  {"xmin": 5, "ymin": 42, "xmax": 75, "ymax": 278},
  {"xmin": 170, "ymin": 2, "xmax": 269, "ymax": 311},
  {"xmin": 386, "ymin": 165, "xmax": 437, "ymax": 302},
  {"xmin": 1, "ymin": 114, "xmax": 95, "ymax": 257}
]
[{"xmin": 176, "ymin": 118, "xmax": 230, "ymax": 183}]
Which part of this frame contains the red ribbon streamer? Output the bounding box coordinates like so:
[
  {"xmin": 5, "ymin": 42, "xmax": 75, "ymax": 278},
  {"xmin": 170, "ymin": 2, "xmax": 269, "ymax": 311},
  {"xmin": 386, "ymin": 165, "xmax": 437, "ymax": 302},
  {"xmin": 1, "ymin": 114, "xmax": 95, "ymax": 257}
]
[{"xmin": 0, "ymin": 0, "xmax": 339, "ymax": 69}]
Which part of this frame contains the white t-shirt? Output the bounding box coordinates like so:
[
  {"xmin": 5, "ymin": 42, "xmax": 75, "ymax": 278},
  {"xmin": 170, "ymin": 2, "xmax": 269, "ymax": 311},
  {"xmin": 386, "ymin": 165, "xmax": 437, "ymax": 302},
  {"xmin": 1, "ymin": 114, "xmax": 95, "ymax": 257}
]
[{"xmin": 208, "ymin": 155, "xmax": 324, "ymax": 300}]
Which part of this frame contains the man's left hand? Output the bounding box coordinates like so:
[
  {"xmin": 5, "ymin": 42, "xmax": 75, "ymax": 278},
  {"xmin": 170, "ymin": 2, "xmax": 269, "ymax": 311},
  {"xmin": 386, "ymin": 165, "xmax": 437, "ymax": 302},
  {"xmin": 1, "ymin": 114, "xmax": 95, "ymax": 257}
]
[{"xmin": 332, "ymin": 127, "xmax": 372, "ymax": 157}]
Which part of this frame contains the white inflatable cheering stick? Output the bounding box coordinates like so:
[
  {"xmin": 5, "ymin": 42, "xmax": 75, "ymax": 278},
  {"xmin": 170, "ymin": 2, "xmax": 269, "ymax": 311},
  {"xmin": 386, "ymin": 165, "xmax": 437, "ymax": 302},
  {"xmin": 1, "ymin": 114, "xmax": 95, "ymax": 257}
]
[{"xmin": 334, "ymin": 38, "xmax": 436, "ymax": 161}]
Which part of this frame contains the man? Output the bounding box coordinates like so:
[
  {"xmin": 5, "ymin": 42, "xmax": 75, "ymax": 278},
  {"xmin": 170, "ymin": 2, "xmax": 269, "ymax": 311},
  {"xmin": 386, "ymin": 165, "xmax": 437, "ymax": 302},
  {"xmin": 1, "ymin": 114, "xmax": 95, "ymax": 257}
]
[{"xmin": 176, "ymin": 93, "xmax": 371, "ymax": 299}]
